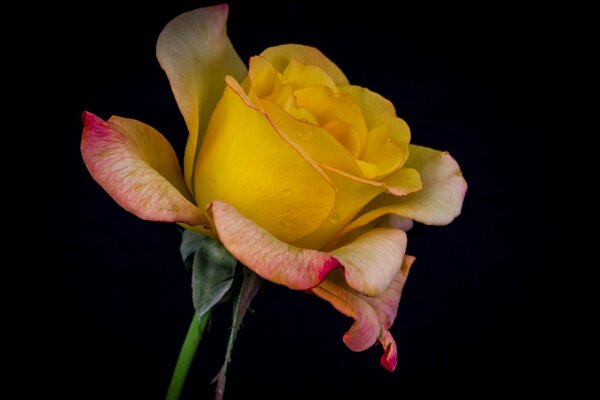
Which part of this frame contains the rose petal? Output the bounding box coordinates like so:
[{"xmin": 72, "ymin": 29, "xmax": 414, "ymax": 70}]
[
  {"xmin": 339, "ymin": 85, "xmax": 397, "ymax": 130},
  {"xmin": 334, "ymin": 145, "xmax": 467, "ymax": 239},
  {"xmin": 294, "ymin": 168, "xmax": 385, "ymax": 250},
  {"xmin": 359, "ymin": 118, "xmax": 412, "ymax": 179},
  {"xmin": 259, "ymin": 98, "xmax": 362, "ymax": 176},
  {"xmin": 383, "ymin": 167, "xmax": 423, "ymax": 196},
  {"xmin": 210, "ymin": 201, "xmax": 406, "ymax": 297},
  {"xmin": 282, "ymin": 58, "xmax": 339, "ymax": 92},
  {"xmin": 209, "ymin": 201, "xmax": 340, "ymax": 290},
  {"xmin": 81, "ymin": 112, "xmax": 205, "ymax": 225},
  {"xmin": 156, "ymin": 4, "xmax": 247, "ymax": 194},
  {"xmin": 312, "ymin": 256, "xmax": 415, "ymax": 371},
  {"xmin": 195, "ymin": 82, "xmax": 336, "ymax": 243},
  {"xmin": 293, "ymin": 85, "xmax": 368, "ymax": 153},
  {"xmin": 261, "ymin": 44, "xmax": 349, "ymax": 86},
  {"xmin": 329, "ymin": 228, "xmax": 407, "ymax": 296}
]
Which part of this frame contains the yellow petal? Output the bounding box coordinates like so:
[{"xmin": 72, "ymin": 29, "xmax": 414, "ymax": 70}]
[
  {"xmin": 194, "ymin": 81, "xmax": 335, "ymax": 243},
  {"xmin": 333, "ymin": 145, "xmax": 467, "ymax": 240},
  {"xmin": 339, "ymin": 85, "xmax": 397, "ymax": 130},
  {"xmin": 294, "ymin": 85, "xmax": 368, "ymax": 153},
  {"xmin": 281, "ymin": 58, "xmax": 338, "ymax": 92},
  {"xmin": 383, "ymin": 167, "xmax": 422, "ymax": 196},
  {"xmin": 81, "ymin": 112, "xmax": 205, "ymax": 226},
  {"xmin": 360, "ymin": 118, "xmax": 411, "ymax": 179},
  {"xmin": 157, "ymin": 5, "xmax": 247, "ymax": 195},
  {"xmin": 247, "ymin": 56, "xmax": 319, "ymax": 125},
  {"xmin": 247, "ymin": 55, "xmax": 279, "ymax": 99},
  {"xmin": 261, "ymin": 44, "xmax": 349, "ymax": 86},
  {"xmin": 258, "ymin": 96, "xmax": 362, "ymax": 177},
  {"xmin": 295, "ymin": 167, "xmax": 385, "ymax": 249}
]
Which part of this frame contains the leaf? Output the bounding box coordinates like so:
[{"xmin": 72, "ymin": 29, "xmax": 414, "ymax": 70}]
[
  {"xmin": 181, "ymin": 229, "xmax": 238, "ymax": 321},
  {"xmin": 214, "ymin": 268, "xmax": 262, "ymax": 400},
  {"xmin": 180, "ymin": 229, "xmax": 209, "ymax": 269}
]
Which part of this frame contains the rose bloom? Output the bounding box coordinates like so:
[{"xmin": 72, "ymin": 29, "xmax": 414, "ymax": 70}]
[{"xmin": 81, "ymin": 5, "xmax": 466, "ymax": 371}]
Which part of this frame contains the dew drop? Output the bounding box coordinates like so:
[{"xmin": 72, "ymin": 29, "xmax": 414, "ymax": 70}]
[
  {"xmin": 289, "ymin": 207, "xmax": 298, "ymax": 213},
  {"xmin": 328, "ymin": 212, "xmax": 340, "ymax": 223},
  {"xmin": 281, "ymin": 189, "xmax": 292, "ymax": 198},
  {"xmin": 300, "ymin": 129, "xmax": 313, "ymax": 140},
  {"xmin": 282, "ymin": 215, "xmax": 297, "ymax": 227}
]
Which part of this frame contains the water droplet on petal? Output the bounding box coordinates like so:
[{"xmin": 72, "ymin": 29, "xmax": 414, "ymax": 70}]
[
  {"xmin": 328, "ymin": 212, "xmax": 340, "ymax": 223},
  {"xmin": 281, "ymin": 189, "xmax": 292, "ymax": 198},
  {"xmin": 300, "ymin": 129, "xmax": 313, "ymax": 140},
  {"xmin": 282, "ymin": 215, "xmax": 297, "ymax": 227},
  {"xmin": 289, "ymin": 207, "xmax": 298, "ymax": 213}
]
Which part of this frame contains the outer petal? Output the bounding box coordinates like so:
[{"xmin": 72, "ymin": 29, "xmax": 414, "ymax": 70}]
[
  {"xmin": 210, "ymin": 201, "xmax": 406, "ymax": 297},
  {"xmin": 81, "ymin": 112, "xmax": 205, "ymax": 225},
  {"xmin": 195, "ymin": 82, "xmax": 335, "ymax": 243},
  {"xmin": 312, "ymin": 256, "xmax": 415, "ymax": 371},
  {"xmin": 156, "ymin": 5, "xmax": 247, "ymax": 194},
  {"xmin": 334, "ymin": 145, "xmax": 467, "ymax": 239},
  {"xmin": 260, "ymin": 44, "xmax": 349, "ymax": 86}
]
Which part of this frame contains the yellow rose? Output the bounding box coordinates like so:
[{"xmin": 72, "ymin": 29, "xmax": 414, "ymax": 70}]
[{"xmin": 81, "ymin": 5, "xmax": 466, "ymax": 371}]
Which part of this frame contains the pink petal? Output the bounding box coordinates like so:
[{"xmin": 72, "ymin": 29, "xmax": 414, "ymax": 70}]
[
  {"xmin": 81, "ymin": 112, "xmax": 205, "ymax": 225},
  {"xmin": 312, "ymin": 256, "xmax": 415, "ymax": 371}
]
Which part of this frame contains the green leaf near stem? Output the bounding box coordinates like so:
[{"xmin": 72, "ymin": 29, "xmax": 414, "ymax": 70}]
[{"xmin": 191, "ymin": 236, "xmax": 237, "ymax": 321}]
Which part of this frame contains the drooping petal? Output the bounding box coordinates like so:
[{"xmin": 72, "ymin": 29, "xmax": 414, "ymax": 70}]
[
  {"xmin": 81, "ymin": 112, "xmax": 205, "ymax": 226},
  {"xmin": 195, "ymin": 81, "xmax": 335, "ymax": 243},
  {"xmin": 334, "ymin": 145, "xmax": 467, "ymax": 239},
  {"xmin": 338, "ymin": 85, "xmax": 397, "ymax": 130},
  {"xmin": 329, "ymin": 228, "xmax": 407, "ymax": 296},
  {"xmin": 156, "ymin": 5, "xmax": 247, "ymax": 194},
  {"xmin": 261, "ymin": 44, "xmax": 349, "ymax": 86},
  {"xmin": 210, "ymin": 201, "xmax": 407, "ymax": 297},
  {"xmin": 312, "ymin": 256, "xmax": 415, "ymax": 371}
]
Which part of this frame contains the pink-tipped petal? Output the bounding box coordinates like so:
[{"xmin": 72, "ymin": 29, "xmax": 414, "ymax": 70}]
[
  {"xmin": 210, "ymin": 201, "xmax": 408, "ymax": 297},
  {"xmin": 312, "ymin": 256, "xmax": 415, "ymax": 371},
  {"xmin": 330, "ymin": 228, "xmax": 407, "ymax": 297},
  {"xmin": 81, "ymin": 112, "xmax": 204, "ymax": 225},
  {"xmin": 209, "ymin": 201, "xmax": 341, "ymax": 290},
  {"xmin": 378, "ymin": 330, "xmax": 398, "ymax": 372}
]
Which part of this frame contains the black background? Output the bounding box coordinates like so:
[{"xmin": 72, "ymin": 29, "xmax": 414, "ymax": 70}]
[{"xmin": 49, "ymin": 1, "xmax": 552, "ymax": 398}]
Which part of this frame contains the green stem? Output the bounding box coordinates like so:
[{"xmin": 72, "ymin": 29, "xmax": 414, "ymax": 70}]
[{"xmin": 166, "ymin": 312, "xmax": 210, "ymax": 400}]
